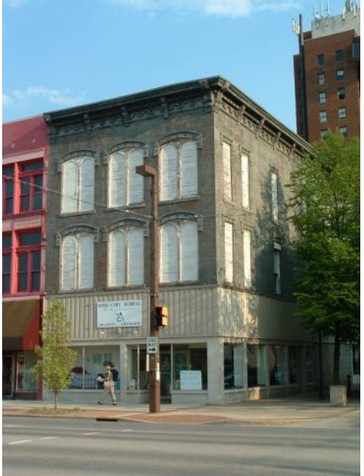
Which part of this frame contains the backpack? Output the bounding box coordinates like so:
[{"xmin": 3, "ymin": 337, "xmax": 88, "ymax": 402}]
[{"xmin": 111, "ymin": 368, "xmax": 119, "ymax": 381}]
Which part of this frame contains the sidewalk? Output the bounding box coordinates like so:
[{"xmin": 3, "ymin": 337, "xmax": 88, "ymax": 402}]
[{"xmin": 2, "ymin": 394, "xmax": 360, "ymax": 426}]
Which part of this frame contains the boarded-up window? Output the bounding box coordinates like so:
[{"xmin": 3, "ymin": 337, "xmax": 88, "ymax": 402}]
[
  {"xmin": 224, "ymin": 222, "xmax": 233, "ymax": 283},
  {"xmin": 160, "ymin": 141, "xmax": 197, "ymax": 201},
  {"xmin": 274, "ymin": 248, "xmax": 281, "ymax": 294},
  {"xmin": 223, "ymin": 142, "xmax": 232, "ymax": 202},
  {"xmin": 61, "ymin": 233, "xmax": 94, "ymax": 290},
  {"xmin": 241, "ymin": 153, "xmax": 249, "ymax": 209},
  {"xmin": 243, "ymin": 229, "xmax": 251, "ymax": 287},
  {"xmin": 62, "ymin": 157, "xmax": 95, "ymax": 213},
  {"xmin": 109, "ymin": 149, "xmax": 143, "ymax": 207},
  {"xmin": 160, "ymin": 221, "xmax": 198, "ymax": 283},
  {"xmin": 108, "ymin": 228, "xmax": 144, "ymax": 286}
]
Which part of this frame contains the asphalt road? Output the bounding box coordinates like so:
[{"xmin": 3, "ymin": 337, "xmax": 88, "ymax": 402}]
[{"xmin": 3, "ymin": 415, "xmax": 360, "ymax": 476}]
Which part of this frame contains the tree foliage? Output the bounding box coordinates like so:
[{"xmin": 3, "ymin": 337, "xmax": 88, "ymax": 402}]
[
  {"xmin": 288, "ymin": 132, "xmax": 360, "ymax": 384},
  {"xmin": 32, "ymin": 298, "xmax": 77, "ymax": 409}
]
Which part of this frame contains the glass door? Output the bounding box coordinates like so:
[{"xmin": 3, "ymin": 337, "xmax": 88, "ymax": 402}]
[{"xmin": 3, "ymin": 354, "xmax": 14, "ymax": 398}]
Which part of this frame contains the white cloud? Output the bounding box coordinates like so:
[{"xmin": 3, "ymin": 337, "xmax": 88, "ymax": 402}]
[
  {"xmin": 105, "ymin": 0, "xmax": 300, "ymax": 17},
  {"xmin": 3, "ymin": 86, "xmax": 85, "ymax": 109}
]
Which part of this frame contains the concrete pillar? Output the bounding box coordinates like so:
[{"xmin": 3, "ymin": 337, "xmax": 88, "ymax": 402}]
[{"xmin": 207, "ymin": 338, "xmax": 224, "ymax": 404}]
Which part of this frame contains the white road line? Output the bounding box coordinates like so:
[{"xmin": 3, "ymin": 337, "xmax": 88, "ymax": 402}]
[
  {"xmin": 121, "ymin": 429, "xmax": 134, "ymax": 432},
  {"xmin": 82, "ymin": 432, "xmax": 100, "ymax": 436},
  {"xmin": 9, "ymin": 440, "xmax": 33, "ymax": 446},
  {"xmin": 40, "ymin": 436, "xmax": 57, "ymax": 440}
]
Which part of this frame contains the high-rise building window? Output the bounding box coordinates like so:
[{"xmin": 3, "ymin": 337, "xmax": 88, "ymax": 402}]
[
  {"xmin": 337, "ymin": 87, "xmax": 346, "ymax": 100},
  {"xmin": 335, "ymin": 49, "xmax": 344, "ymax": 62},
  {"xmin": 320, "ymin": 129, "xmax": 329, "ymax": 139},
  {"xmin": 3, "ymin": 165, "xmax": 14, "ymax": 215},
  {"xmin": 339, "ymin": 126, "xmax": 348, "ymax": 137},
  {"xmin": 17, "ymin": 231, "xmax": 41, "ymax": 293},
  {"xmin": 317, "ymin": 73, "xmax": 325, "ymax": 85},
  {"xmin": 338, "ymin": 107, "xmax": 346, "ymax": 119},
  {"xmin": 224, "ymin": 221, "xmax": 233, "ymax": 283},
  {"xmin": 3, "ymin": 234, "xmax": 12, "ymax": 294},
  {"xmin": 319, "ymin": 110, "xmax": 328, "ymax": 123},
  {"xmin": 61, "ymin": 156, "xmax": 95, "ymax": 214},
  {"xmin": 223, "ymin": 141, "xmax": 232, "ymax": 202},
  {"xmin": 336, "ymin": 69, "xmax": 345, "ymax": 81},
  {"xmin": 318, "ymin": 92, "xmax": 326, "ymax": 104},
  {"xmin": 61, "ymin": 233, "xmax": 94, "ymax": 290},
  {"xmin": 316, "ymin": 54, "xmax": 325, "ymax": 66}
]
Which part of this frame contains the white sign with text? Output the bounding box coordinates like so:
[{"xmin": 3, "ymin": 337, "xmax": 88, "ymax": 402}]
[
  {"xmin": 180, "ymin": 370, "xmax": 202, "ymax": 390},
  {"xmin": 96, "ymin": 300, "xmax": 142, "ymax": 328}
]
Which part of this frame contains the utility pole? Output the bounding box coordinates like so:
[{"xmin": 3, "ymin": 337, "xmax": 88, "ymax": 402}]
[{"xmin": 136, "ymin": 164, "xmax": 160, "ymax": 413}]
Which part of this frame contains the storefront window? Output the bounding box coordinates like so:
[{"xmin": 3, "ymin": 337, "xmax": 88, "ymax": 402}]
[
  {"xmin": 16, "ymin": 351, "xmax": 36, "ymax": 392},
  {"xmin": 268, "ymin": 345, "xmax": 287, "ymax": 386},
  {"xmin": 69, "ymin": 346, "xmax": 119, "ymax": 389},
  {"xmin": 247, "ymin": 345, "xmax": 266, "ymax": 387},
  {"xmin": 288, "ymin": 346, "xmax": 301, "ymax": 385},
  {"xmin": 128, "ymin": 346, "xmax": 148, "ymax": 390},
  {"xmin": 224, "ymin": 344, "xmax": 244, "ymax": 389},
  {"xmin": 173, "ymin": 344, "xmax": 207, "ymax": 390}
]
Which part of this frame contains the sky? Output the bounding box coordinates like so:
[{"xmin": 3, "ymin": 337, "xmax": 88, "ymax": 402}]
[{"xmin": 2, "ymin": 0, "xmax": 359, "ymax": 133}]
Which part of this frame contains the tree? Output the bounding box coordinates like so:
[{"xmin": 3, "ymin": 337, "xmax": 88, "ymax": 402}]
[
  {"xmin": 288, "ymin": 132, "xmax": 360, "ymax": 385},
  {"xmin": 32, "ymin": 298, "xmax": 77, "ymax": 409}
]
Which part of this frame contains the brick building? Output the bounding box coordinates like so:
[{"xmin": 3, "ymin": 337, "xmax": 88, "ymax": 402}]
[
  {"xmin": 293, "ymin": 1, "xmax": 360, "ymax": 142},
  {"xmin": 42, "ymin": 76, "xmax": 332, "ymax": 405},
  {"xmin": 2, "ymin": 116, "xmax": 49, "ymax": 400}
]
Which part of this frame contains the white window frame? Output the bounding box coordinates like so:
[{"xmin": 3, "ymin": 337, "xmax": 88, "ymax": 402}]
[
  {"xmin": 61, "ymin": 156, "xmax": 95, "ymax": 214},
  {"xmin": 318, "ymin": 92, "xmax": 326, "ymax": 104},
  {"xmin": 241, "ymin": 153, "xmax": 250, "ymax": 209},
  {"xmin": 223, "ymin": 141, "xmax": 232, "ymax": 202},
  {"xmin": 108, "ymin": 227, "xmax": 144, "ymax": 287},
  {"xmin": 108, "ymin": 149, "xmax": 144, "ymax": 207},
  {"xmin": 159, "ymin": 141, "xmax": 198, "ymax": 201},
  {"xmin": 160, "ymin": 221, "xmax": 198, "ymax": 283},
  {"xmin": 243, "ymin": 229, "xmax": 252, "ymax": 288},
  {"xmin": 338, "ymin": 107, "xmax": 346, "ymax": 120},
  {"xmin": 224, "ymin": 221, "xmax": 233, "ymax": 283},
  {"xmin": 60, "ymin": 233, "xmax": 94, "ymax": 290},
  {"xmin": 319, "ymin": 110, "xmax": 327, "ymax": 123}
]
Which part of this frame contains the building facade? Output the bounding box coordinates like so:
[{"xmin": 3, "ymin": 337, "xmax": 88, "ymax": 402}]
[
  {"xmin": 41, "ymin": 76, "xmax": 333, "ymax": 405},
  {"xmin": 293, "ymin": 1, "xmax": 360, "ymax": 142},
  {"xmin": 2, "ymin": 116, "xmax": 49, "ymax": 400}
]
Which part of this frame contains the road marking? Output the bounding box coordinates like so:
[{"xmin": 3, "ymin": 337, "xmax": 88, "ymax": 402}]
[
  {"xmin": 40, "ymin": 436, "xmax": 57, "ymax": 440},
  {"xmin": 121, "ymin": 429, "xmax": 134, "ymax": 432},
  {"xmin": 9, "ymin": 440, "xmax": 32, "ymax": 446},
  {"xmin": 82, "ymin": 432, "xmax": 100, "ymax": 436}
]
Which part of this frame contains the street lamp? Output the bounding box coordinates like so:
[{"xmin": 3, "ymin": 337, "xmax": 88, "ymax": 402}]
[{"xmin": 136, "ymin": 164, "xmax": 160, "ymax": 413}]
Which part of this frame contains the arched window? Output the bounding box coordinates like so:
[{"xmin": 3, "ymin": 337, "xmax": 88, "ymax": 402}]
[
  {"xmin": 160, "ymin": 221, "xmax": 198, "ymax": 283},
  {"xmin": 108, "ymin": 227, "xmax": 144, "ymax": 286},
  {"xmin": 108, "ymin": 149, "xmax": 144, "ymax": 207},
  {"xmin": 61, "ymin": 233, "xmax": 94, "ymax": 290},
  {"xmin": 62, "ymin": 157, "xmax": 95, "ymax": 213},
  {"xmin": 160, "ymin": 141, "xmax": 197, "ymax": 201}
]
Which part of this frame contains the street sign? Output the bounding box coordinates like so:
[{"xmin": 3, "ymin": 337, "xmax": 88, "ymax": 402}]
[{"xmin": 147, "ymin": 336, "xmax": 157, "ymax": 354}]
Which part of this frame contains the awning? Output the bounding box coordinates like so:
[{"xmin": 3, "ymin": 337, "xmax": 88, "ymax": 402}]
[{"xmin": 2, "ymin": 300, "xmax": 41, "ymax": 351}]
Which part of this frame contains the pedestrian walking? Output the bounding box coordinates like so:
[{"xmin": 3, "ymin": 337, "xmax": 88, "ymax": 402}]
[{"xmin": 98, "ymin": 365, "xmax": 117, "ymax": 405}]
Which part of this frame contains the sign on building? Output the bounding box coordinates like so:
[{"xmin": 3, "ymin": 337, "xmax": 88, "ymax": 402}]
[
  {"xmin": 180, "ymin": 370, "xmax": 202, "ymax": 390},
  {"xmin": 96, "ymin": 300, "xmax": 142, "ymax": 328}
]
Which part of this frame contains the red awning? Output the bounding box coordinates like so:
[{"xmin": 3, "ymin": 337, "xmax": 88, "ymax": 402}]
[{"xmin": 2, "ymin": 300, "xmax": 41, "ymax": 351}]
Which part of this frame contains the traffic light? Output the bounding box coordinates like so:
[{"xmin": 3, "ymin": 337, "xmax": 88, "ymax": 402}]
[{"xmin": 155, "ymin": 306, "xmax": 168, "ymax": 328}]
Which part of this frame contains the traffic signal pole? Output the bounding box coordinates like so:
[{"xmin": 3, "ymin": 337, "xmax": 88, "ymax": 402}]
[{"xmin": 136, "ymin": 164, "xmax": 160, "ymax": 413}]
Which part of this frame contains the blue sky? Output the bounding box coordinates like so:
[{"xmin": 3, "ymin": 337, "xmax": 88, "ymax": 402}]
[{"xmin": 2, "ymin": 0, "xmax": 356, "ymax": 132}]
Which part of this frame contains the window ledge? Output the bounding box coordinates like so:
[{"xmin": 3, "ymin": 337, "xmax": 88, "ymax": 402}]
[
  {"xmin": 59, "ymin": 210, "xmax": 95, "ymax": 217},
  {"xmin": 159, "ymin": 196, "xmax": 199, "ymax": 205}
]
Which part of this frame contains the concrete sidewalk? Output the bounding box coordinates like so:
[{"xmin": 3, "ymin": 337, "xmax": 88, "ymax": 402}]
[{"xmin": 2, "ymin": 395, "xmax": 360, "ymax": 426}]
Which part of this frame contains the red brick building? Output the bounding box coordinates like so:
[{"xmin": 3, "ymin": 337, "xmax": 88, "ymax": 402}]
[
  {"xmin": 293, "ymin": 2, "xmax": 360, "ymax": 142},
  {"xmin": 2, "ymin": 116, "xmax": 49, "ymax": 400}
]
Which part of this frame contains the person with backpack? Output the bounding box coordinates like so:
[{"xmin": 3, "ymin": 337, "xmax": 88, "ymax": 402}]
[{"xmin": 97, "ymin": 363, "xmax": 117, "ymax": 405}]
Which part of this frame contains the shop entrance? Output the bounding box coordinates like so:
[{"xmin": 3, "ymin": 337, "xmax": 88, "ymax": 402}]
[
  {"xmin": 160, "ymin": 345, "xmax": 171, "ymax": 403},
  {"xmin": 3, "ymin": 354, "xmax": 14, "ymax": 399}
]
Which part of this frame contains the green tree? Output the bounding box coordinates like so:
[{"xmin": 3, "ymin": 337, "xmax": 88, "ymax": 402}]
[
  {"xmin": 32, "ymin": 298, "xmax": 76, "ymax": 409},
  {"xmin": 288, "ymin": 132, "xmax": 360, "ymax": 385}
]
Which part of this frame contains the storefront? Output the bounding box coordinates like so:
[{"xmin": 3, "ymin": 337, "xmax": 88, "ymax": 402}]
[{"xmin": 2, "ymin": 299, "xmax": 41, "ymax": 400}]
